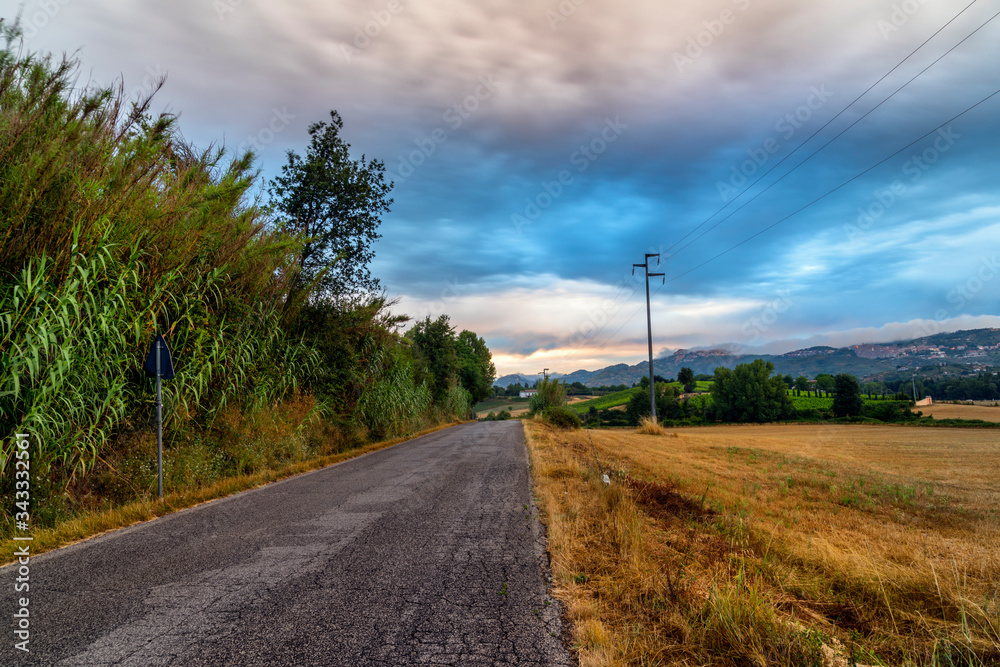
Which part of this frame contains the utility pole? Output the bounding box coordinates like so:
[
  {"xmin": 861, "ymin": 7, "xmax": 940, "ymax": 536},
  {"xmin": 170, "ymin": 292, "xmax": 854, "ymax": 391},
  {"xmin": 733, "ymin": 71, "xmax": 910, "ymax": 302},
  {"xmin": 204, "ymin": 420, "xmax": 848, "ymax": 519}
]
[
  {"xmin": 633, "ymin": 254, "xmax": 665, "ymax": 423},
  {"xmin": 912, "ymin": 375, "xmax": 917, "ymax": 401}
]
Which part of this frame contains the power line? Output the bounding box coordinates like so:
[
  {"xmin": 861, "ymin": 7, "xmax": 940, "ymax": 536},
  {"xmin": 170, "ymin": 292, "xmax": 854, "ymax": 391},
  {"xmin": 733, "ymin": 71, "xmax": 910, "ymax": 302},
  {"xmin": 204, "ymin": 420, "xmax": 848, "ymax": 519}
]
[
  {"xmin": 597, "ymin": 5, "xmax": 994, "ymax": 356},
  {"xmin": 595, "ymin": 300, "xmax": 645, "ymax": 351},
  {"xmin": 665, "ymin": 5, "xmax": 1000, "ymax": 261},
  {"xmin": 571, "ymin": 273, "xmax": 640, "ymax": 352},
  {"xmin": 663, "ymin": 0, "xmax": 982, "ymax": 257},
  {"xmin": 597, "ymin": 86, "xmax": 999, "ymax": 357},
  {"xmin": 666, "ymin": 87, "xmax": 1000, "ymax": 284}
]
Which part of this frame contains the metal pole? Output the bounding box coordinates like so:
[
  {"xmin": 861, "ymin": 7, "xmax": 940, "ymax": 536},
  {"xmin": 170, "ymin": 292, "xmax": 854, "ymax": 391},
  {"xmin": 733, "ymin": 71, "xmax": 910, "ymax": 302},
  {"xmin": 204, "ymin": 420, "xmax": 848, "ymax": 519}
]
[
  {"xmin": 157, "ymin": 338, "xmax": 163, "ymax": 500},
  {"xmin": 912, "ymin": 375, "xmax": 917, "ymax": 402},
  {"xmin": 644, "ymin": 265, "xmax": 656, "ymax": 423},
  {"xmin": 633, "ymin": 254, "xmax": 664, "ymax": 424}
]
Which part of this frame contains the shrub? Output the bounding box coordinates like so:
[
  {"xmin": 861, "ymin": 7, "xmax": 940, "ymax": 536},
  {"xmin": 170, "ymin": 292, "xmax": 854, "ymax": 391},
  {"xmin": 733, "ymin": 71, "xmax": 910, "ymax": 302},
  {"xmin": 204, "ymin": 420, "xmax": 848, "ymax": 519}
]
[
  {"xmin": 529, "ymin": 377, "xmax": 567, "ymax": 414},
  {"xmin": 864, "ymin": 400, "xmax": 915, "ymax": 423},
  {"xmin": 544, "ymin": 405, "xmax": 582, "ymax": 429}
]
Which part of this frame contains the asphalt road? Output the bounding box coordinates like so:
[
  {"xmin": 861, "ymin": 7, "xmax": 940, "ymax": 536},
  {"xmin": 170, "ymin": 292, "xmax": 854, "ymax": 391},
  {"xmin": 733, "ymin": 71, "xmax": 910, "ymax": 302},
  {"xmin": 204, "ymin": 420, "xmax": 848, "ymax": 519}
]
[{"xmin": 2, "ymin": 421, "xmax": 573, "ymax": 666}]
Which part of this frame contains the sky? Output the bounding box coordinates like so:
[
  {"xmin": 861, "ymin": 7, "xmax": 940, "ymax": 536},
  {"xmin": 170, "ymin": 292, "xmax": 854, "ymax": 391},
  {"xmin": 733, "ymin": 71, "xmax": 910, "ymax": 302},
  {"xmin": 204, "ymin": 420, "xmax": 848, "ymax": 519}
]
[{"xmin": 8, "ymin": 0, "xmax": 1000, "ymax": 377}]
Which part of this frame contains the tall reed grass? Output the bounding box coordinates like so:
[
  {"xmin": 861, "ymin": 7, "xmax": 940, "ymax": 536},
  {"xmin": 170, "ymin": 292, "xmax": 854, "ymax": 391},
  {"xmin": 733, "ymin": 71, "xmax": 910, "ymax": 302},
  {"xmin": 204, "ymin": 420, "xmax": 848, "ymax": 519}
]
[{"xmin": 0, "ymin": 22, "xmax": 460, "ymax": 533}]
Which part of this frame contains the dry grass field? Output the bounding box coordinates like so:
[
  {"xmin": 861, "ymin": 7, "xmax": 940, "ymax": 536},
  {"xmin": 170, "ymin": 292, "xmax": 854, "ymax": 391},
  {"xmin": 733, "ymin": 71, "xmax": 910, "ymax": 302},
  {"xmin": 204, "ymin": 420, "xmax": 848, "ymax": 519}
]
[
  {"xmin": 525, "ymin": 420, "xmax": 1000, "ymax": 666},
  {"xmin": 920, "ymin": 403, "xmax": 1000, "ymax": 423}
]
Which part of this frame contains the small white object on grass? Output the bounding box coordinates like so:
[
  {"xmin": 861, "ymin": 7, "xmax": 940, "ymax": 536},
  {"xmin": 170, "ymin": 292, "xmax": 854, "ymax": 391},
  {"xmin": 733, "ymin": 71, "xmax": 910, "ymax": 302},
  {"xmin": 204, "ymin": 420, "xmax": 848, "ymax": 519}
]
[{"xmin": 602, "ymin": 473, "xmax": 611, "ymax": 485}]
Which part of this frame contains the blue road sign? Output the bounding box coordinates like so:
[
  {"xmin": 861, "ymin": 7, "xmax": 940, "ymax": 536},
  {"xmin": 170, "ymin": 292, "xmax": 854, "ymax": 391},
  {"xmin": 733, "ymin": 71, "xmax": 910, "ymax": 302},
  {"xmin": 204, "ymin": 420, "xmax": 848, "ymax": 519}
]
[{"xmin": 143, "ymin": 334, "xmax": 175, "ymax": 380}]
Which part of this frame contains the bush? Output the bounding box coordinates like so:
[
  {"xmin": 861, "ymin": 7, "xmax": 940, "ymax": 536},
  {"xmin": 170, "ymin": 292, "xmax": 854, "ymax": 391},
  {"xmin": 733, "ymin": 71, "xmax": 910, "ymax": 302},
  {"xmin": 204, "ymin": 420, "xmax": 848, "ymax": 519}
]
[
  {"xmin": 795, "ymin": 408, "xmax": 825, "ymax": 421},
  {"xmin": 864, "ymin": 400, "xmax": 915, "ymax": 423},
  {"xmin": 543, "ymin": 405, "xmax": 582, "ymax": 429},
  {"xmin": 496, "ymin": 409, "xmax": 512, "ymax": 421},
  {"xmin": 529, "ymin": 377, "xmax": 567, "ymax": 414}
]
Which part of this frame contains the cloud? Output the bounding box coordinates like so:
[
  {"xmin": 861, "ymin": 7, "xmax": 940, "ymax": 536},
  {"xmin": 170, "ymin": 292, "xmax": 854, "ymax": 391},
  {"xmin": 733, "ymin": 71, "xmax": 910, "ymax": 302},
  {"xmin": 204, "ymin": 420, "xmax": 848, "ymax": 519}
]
[{"xmin": 14, "ymin": 0, "xmax": 1000, "ymax": 376}]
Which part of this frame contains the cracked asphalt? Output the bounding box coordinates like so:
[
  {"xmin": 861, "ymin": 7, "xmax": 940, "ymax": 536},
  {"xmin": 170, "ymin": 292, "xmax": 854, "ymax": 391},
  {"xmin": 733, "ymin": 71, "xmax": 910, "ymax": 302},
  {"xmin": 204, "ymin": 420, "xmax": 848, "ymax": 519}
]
[{"xmin": 2, "ymin": 421, "xmax": 574, "ymax": 665}]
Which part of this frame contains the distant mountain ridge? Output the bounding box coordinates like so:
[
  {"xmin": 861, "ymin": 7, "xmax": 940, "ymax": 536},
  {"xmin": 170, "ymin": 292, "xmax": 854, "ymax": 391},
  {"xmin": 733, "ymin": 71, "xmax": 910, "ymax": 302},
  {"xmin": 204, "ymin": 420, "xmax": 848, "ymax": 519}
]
[{"xmin": 493, "ymin": 328, "xmax": 1000, "ymax": 387}]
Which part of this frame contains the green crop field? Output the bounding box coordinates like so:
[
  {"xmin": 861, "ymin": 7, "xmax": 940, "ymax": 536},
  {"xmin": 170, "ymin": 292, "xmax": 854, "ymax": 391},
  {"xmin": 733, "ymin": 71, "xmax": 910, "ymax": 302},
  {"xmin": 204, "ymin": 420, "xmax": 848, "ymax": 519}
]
[
  {"xmin": 570, "ymin": 382, "xmax": 714, "ymax": 414},
  {"xmin": 569, "ymin": 389, "xmax": 638, "ymax": 413},
  {"xmin": 789, "ymin": 394, "xmax": 888, "ymax": 411},
  {"xmin": 475, "ymin": 397, "xmax": 528, "ymax": 416},
  {"xmin": 789, "ymin": 395, "xmax": 834, "ymax": 410}
]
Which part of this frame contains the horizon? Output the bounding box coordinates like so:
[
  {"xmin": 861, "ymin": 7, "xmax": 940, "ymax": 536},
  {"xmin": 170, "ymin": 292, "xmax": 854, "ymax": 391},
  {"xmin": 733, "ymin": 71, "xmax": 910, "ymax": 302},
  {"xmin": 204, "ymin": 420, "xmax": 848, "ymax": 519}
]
[
  {"xmin": 14, "ymin": 1, "xmax": 1000, "ymax": 377},
  {"xmin": 500, "ymin": 321, "xmax": 1000, "ymax": 378}
]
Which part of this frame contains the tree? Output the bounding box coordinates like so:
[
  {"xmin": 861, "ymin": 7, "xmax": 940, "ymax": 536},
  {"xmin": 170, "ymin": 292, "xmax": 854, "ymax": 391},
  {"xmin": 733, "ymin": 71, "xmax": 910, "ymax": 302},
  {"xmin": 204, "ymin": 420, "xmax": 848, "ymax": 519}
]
[
  {"xmin": 269, "ymin": 110, "xmax": 393, "ymax": 302},
  {"xmin": 455, "ymin": 330, "xmax": 496, "ymax": 403},
  {"xmin": 627, "ymin": 383, "xmax": 681, "ymax": 425},
  {"xmin": 832, "ymin": 374, "xmax": 864, "ymax": 417},
  {"xmin": 816, "ymin": 374, "xmax": 835, "ymax": 397},
  {"xmin": 406, "ymin": 315, "xmax": 458, "ymax": 403},
  {"xmin": 710, "ymin": 360, "xmax": 794, "ymax": 423},
  {"xmin": 782, "ymin": 374, "xmax": 795, "ymax": 389},
  {"xmin": 678, "ymin": 367, "xmax": 696, "ymax": 393},
  {"xmin": 794, "ymin": 376, "xmax": 809, "ymax": 394}
]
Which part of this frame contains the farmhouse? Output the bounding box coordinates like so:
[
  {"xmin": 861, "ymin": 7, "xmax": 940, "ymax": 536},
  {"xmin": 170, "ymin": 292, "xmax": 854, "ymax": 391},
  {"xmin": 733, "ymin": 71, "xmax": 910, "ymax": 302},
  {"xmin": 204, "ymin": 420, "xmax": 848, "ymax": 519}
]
[{"xmin": 519, "ymin": 389, "xmax": 538, "ymax": 399}]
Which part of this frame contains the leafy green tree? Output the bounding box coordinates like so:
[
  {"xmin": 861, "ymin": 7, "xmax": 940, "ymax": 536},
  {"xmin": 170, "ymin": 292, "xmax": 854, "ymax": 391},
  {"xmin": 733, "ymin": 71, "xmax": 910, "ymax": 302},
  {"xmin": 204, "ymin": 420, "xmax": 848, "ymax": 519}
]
[
  {"xmin": 710, "ymin": 360, "xmax": 794, "ymax": 423},
  {"xmin": 455, "ymin": 330, "xmax": 496, "ymax": 403},
  {"xmin": 832, "ymin": 374, "xmax": 864, "ymax": 417},
  {"xmin": 794, "ymin": 376, "xmax": 809, "ymax": 394},
  {"xmin": 269, "ymin": 110, "xmax": 393, "ymax": 302},
  {"xmin": 678, "ymin": 367, "xmax": 696, "ymax": 393},
  {"xmin": 406, "ymin": 315, "xmax": 458, "ymax": 403},
  {"xmin": 626, "ymin": 384, "xmax": 681, "ymax": 425},
  {"xmin": 782, "ymin": 374, "xmax": 794, "ymax": 389},
  {"xmin": 816, "ymin": 374, "xmax": 835, "ymax": 396}
]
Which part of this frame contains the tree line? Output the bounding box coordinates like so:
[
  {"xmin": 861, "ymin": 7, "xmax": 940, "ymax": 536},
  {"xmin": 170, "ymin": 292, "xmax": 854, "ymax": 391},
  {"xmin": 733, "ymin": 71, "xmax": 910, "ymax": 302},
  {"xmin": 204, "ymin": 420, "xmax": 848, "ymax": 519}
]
[{"xmin": 584, "ymin": 361, "xmax": 920, "ymax": 428}]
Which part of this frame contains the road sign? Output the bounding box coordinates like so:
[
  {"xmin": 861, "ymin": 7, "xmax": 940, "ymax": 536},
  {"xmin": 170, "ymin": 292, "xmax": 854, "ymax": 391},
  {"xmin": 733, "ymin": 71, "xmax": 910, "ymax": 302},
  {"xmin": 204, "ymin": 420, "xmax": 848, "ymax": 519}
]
[
  {"xmin": 143, "ymin": 334, "xmax": 175, "ymax": 380},
  {"xmin": 143, "ymin": 334, "xmax": 174, "ymax": 499}
]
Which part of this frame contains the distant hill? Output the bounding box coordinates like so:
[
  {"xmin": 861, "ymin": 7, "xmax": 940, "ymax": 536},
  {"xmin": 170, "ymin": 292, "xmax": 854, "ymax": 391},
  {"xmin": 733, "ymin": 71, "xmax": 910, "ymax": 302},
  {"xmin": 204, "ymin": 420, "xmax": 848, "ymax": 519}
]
[{"xmin": 494, "ymin": 328, "xmax": 1000, "ymax": 387}]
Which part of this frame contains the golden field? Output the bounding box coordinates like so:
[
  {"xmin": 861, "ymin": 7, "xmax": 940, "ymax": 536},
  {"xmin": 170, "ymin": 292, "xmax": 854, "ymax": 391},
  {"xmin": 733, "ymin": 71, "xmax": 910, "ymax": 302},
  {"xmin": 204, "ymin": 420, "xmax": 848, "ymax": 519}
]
[
  {"xmin": 919, "ymin": 403, "xmax": 1000, "ymax": 423},
  {"xmin": 525, "ymin": 421, "xmax": 1000, "ymax": 666}
]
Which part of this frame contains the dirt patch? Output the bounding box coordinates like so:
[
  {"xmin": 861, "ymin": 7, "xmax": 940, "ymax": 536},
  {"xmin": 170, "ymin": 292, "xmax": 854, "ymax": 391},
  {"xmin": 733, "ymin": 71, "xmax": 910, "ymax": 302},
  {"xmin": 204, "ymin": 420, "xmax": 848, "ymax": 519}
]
[
  {"xmin": 623, "ymin": 476, "xmax": 716, "ymax": 524},
  {"xmin": 778, "ymin": 597, "xmax": 870, "ymax": 635}
]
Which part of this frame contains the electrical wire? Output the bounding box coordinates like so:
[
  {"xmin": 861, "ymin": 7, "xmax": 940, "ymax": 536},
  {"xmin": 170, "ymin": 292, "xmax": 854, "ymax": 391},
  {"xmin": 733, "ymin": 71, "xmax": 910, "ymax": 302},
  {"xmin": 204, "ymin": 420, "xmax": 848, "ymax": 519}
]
[
  {"xmin": 662, "ymin": 0, "xmax": 982, "ymax": 257},
  {"xmin": 666, "ymin": 87, "xmax": 1000, "ymax": 284},
  {"xmin": 666, "ymin": 5, "xmax": 1000, "ymax": 261}
]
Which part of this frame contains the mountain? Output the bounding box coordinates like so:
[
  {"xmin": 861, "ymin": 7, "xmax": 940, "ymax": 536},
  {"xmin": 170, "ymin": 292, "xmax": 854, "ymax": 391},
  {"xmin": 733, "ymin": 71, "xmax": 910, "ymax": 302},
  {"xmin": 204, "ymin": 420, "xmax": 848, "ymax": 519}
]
[
  {"xmin": 494, "ymin": 328, "xmax": 1000, "ymax": 387},
  {"xmin": 493, "ymin": 372, "xmax": 569, "ymax": 388}
]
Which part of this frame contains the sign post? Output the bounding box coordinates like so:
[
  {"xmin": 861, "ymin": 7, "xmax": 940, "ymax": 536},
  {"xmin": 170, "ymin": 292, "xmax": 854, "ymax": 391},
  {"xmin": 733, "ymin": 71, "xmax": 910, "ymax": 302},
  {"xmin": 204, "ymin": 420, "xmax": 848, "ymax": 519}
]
[{"xmin": 143, "ymin": 334, "xmax": 175, "ymax": 500}]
